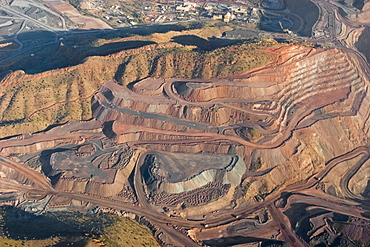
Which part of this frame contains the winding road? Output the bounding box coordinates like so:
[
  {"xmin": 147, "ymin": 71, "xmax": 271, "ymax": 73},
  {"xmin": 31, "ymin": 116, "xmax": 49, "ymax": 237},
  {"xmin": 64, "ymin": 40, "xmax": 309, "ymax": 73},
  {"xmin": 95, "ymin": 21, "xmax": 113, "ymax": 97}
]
[{"xmin": 1, "ymin": 0, "xmax": 370, "ymax": 246}]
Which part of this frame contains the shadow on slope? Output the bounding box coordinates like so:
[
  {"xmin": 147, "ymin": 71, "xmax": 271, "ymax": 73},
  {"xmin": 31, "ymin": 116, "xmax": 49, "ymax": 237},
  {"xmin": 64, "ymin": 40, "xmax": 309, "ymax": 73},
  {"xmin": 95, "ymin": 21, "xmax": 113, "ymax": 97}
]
[
  {"xmin": 202, "ymin": 236, "xmax": 285, "ymax": 246},
  {"xmin": 259, "ymin": 0, "xmax": 319, "ymax": 37},
  {"xmin": 353, "ymin": 0, "xmax": 365, "ymax": 10},
  {"xmin": 171, "ymin": 35, "xmax": 240, "ymax": 51},
  {"xmin": 2, "ymin": 34, "xmax": 156, "ymax": 75},
  {"xmin": 0, "ymin": 206, "xmax": 114, "ymax": 241},
  {"xmin": 356, "ymin": 26, "xmax": 370, "ymax": 63},
  {"xmin": 284, "ymin": 0, "xmax": 319, "ymax": 36},
  {"xmin": 0, "ymin": 24, "xmax": 188, "ymax": 77}
]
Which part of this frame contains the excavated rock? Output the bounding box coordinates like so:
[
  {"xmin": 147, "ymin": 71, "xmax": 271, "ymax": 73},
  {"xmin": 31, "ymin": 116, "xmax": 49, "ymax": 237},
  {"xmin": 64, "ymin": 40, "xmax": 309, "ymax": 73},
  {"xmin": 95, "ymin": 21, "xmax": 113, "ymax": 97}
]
[{"xmin": 1, "ymin": 43, "xmax": 370, "ymax": 246}]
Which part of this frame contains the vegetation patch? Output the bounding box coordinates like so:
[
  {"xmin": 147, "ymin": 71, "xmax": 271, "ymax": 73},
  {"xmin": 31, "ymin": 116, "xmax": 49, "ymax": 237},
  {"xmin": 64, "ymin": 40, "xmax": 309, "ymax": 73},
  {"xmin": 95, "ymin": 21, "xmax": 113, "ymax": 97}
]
[
  {"xmin": 0, "ymin": 26, "xmax": 280, "ymax": 138},
  {"xmin": 235, "ymin": 126, "xmax": 265, "ymax": 142},
  {"xmin": 116, "ymin": 38, "xmax": 278, "ymax": 84},
  {"xmin": 0, "ymin": 206, "xmax": 158, "ymax": 247}
]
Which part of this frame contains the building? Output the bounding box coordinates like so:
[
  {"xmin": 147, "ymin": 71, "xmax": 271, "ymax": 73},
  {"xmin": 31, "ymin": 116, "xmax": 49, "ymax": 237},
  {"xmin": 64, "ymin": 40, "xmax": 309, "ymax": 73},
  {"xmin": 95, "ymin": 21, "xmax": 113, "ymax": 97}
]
[
  {"xmin": 176, "ymin": 1, "xmax": 197, "ymax": 11},
  {"xmin": 204, "ymin": 2, "xmax": 216, "ymax": 11},
  {"xmin": 223, "ymin": 12, "xmax": 235, "ymax": 22},
  {"xmin": 142, "ymin": 2, "xmax": 153, "ymax": 10},
  {"xmin": 184, "ymin": 2, "xmax": 197, "ymax": 8},
  {"xmin": 230, "ymin": 5, "xmax": 239, "ymax": 11},
  {"xmin": 212, "ymin": 14, "xmax": 223, "ymax": 20}
]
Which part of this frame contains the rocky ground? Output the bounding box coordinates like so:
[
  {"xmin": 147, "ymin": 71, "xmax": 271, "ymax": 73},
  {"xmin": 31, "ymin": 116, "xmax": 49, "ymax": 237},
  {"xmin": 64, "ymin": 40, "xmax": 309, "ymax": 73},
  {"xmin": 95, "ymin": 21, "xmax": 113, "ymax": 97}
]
[{"xmin": 1, "ymin": 0, "xmax": 370, "ymax": 246}]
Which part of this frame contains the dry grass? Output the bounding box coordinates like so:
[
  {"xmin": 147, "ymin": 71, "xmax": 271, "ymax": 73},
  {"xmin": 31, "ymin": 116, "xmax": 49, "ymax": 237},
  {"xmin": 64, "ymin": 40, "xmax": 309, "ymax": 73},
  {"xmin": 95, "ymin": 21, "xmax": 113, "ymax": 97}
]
[
  {"xmin": 117, "ymin": 40, "xmax": 278, "ymax": 84},
  {"xmin": 0, "ymin": 208, "xmax": 159, "ymax": 247}
]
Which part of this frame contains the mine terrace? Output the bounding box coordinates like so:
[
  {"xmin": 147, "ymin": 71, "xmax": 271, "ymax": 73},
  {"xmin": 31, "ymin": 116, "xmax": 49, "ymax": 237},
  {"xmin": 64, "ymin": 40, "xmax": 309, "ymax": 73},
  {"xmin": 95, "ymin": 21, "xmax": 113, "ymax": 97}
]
[{"xmin": 1, "ymin": 0, "xmax": 370, "ymax": 246}]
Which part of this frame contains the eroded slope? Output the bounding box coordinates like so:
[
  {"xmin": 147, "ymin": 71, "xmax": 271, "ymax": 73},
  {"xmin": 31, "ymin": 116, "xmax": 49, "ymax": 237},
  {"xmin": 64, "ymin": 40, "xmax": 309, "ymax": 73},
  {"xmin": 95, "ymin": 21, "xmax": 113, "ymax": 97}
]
[{"xmin": 0, "ymin": 33, "xmax": 275, "ymax": 138}]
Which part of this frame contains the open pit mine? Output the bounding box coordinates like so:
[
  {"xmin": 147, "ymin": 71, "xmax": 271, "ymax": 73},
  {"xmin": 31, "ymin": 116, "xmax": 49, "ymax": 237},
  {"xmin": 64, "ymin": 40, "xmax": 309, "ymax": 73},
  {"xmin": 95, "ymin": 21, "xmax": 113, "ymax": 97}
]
[
  {"xmin": 2, "ymin": 0, "xmax": 370, "ymax": 244},
  {"xmin": 1, "ymin": 41, "xmax": 370, "ymax": 246}
]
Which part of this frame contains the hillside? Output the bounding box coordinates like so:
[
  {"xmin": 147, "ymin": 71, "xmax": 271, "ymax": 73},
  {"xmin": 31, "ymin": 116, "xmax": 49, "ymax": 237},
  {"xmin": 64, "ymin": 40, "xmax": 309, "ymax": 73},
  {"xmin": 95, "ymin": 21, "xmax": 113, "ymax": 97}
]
[
  {"xmin": 0, "ymin": 28, "xmax": 277, "ymax": 138},
  {"xmin": 0, "ymin": 208, "xmax": 159, "ymax": 247}
]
